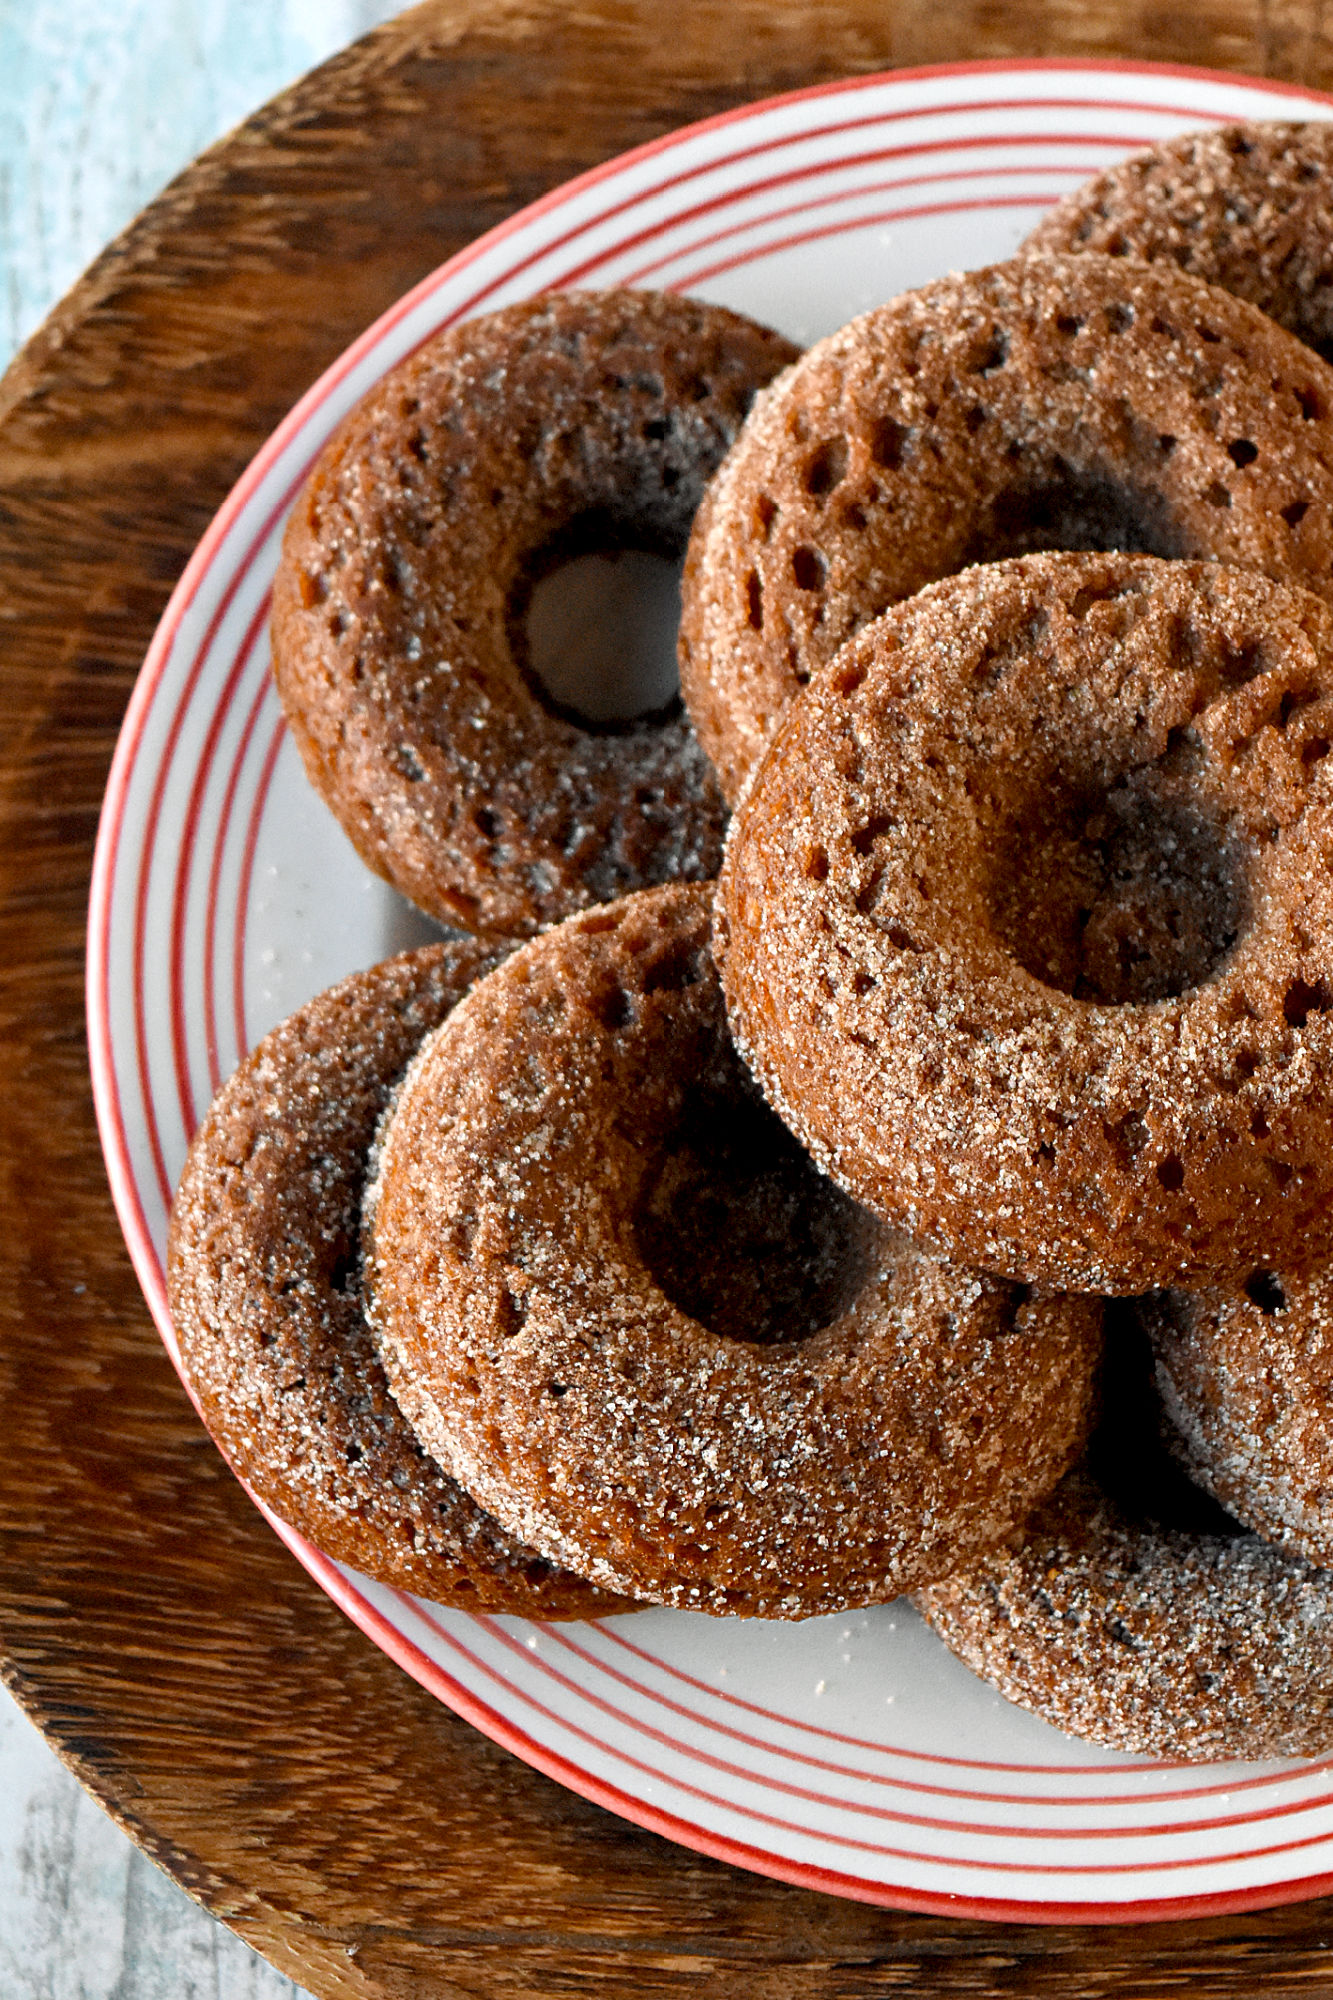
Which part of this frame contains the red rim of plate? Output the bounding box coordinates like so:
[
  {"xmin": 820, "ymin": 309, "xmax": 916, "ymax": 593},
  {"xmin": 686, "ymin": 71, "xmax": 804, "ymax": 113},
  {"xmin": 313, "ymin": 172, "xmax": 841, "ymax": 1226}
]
[{"xmin": 86, "ymin": 56, "xmax": 1333, "ymax": 1925}]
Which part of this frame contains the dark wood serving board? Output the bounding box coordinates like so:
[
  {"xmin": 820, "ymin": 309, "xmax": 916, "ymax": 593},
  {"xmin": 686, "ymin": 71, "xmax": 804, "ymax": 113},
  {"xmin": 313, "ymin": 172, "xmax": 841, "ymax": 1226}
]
[{"xmin": 7, "ymin": 2, "xmax": 1333, "ymax": 1992}]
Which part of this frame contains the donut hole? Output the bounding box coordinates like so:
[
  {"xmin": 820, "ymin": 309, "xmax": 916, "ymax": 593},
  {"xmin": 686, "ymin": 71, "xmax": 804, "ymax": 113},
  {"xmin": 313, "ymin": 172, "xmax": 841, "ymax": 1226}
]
[
  {"xmin": 1244, "ymin": 1268, "xmax": 1287, "ymax": 1314},
  {"xmin": 1283, "ymin": 977, "xmax": 1331, "ymax": 1028},
  {"xmin": 804, "ymin": 438, "xmax": 848, "ymax": 498},
  {"xmin": 510, "ymin": 512, "xmax": 684, "ymax": 729},
  {"xmin": 987, "ymin": 763, "xmax": 1245, "ymax": 1005},
  {"xmin": 633, "ymin": 1080, "xmax": 876, "ymax": 1346},
  {"xmin": 960, "ymin": 465, "xmax": 1187, "ymax": 567}
]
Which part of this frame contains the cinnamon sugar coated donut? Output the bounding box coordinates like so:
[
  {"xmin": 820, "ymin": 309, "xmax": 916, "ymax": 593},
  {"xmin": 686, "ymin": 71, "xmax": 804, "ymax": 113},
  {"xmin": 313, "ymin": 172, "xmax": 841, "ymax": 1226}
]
[
  {"xmin": 717, "ymin": 552, "xmax": 1333, "ymax": 1295},
  {"xmin": 679, "ymin": 253, "xmax": 1333, "ymax": 800},
  {"xmin": 917, "ymin": 1323, "xmax": 1333, "ymax": 1761},
  {"xmin": 917, "ymin": 1469, "xmax": 1333, "ymax": 1760},
  {"xmin": 364, "ymin": 884, "xmax": 1103, "ymax": 1618},
  {"xmin": 1025, "ymin": 122, "xmax": 1333, "ymax": 363},
  {"xmin": 168, "ymin": 945, "xmax": 628, "ymax": 1617},
  {"xmin": 1148, "ymin": 1276, "xmax": 1333, "ymax": 1569},
  {"xmin": 272, "ymin": 290, "xmax": 799, "ymax": 935}
]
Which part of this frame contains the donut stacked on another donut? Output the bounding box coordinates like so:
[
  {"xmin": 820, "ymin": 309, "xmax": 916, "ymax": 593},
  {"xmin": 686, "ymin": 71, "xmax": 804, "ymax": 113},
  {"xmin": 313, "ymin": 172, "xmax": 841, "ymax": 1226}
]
[
  {"xmin": 167, "ymin": 943, "xmax": 632, "ymax": 1617},
  {"xmin": 170, "ymin": 228, "xmax": 1333, "ymax": 1758},
  {"xmin": 180, "ymin": 285, "xmax": 1108, "ymax": 1633},
  {"xmin": 363, "ymin": 884, "xmax": 1103, "ymax": 1618},
  {"xmin": 915, "ymin": 1311, "xmax": 1333, "ymax": 1763},
  {"xmin": 679, "ymin": 252, "xmax": 1333, "ymax": 800},
  {"xmin": 717, "ymin": 551, "xmax": 1333, "ymax": 1295},
  {"xmin": 1145, "ymin": 1274, "xmax": 1333, "ymax": 1570},
  {"xmin": 1024, "ymin": 121, "xmax": 1333, "ymax": 364}
]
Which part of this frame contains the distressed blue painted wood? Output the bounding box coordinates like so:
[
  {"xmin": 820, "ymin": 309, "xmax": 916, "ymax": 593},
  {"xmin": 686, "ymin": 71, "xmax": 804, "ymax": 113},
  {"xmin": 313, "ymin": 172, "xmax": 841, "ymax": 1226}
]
[{"xmin": 0, "ymin": 0, "xmax": 398, "ymax": 364}]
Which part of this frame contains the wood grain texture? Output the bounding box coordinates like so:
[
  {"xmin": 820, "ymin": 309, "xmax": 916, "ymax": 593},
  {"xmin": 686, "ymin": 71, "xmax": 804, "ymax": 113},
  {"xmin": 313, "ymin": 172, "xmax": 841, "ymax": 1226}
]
[
  {"xmin": 7, "ymin": 2, "xmax": 1333, "ymax": 1993},
  {"xmin": 0, "ymin": 1681, "xmax": 302, "ymax": 2000}
]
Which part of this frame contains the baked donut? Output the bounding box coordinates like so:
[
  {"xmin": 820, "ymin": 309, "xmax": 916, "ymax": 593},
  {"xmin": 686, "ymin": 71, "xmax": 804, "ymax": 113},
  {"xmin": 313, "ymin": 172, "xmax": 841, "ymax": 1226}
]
[
  {"xmin": 1025, "ymin": 122, "xmax": 1333, "ymax": 363},
  {"xmin": 272, "ymin": 289, "xmax": 799, "ymax": 935},
  {"xmin": 168, "ymin": 944, "xmax": 628, "ymax": 1617},
  {"xmin": 917, "ymin": 1317, "xmax": 1333, "ymax": 1761},
  {"xmin": 679, "ymin": 253, "xmax": 1333, "ymax": 800},
  {"xmin": 1147, "ymin": 1275, "xmax": 1333, "ymax": 1569},
  {"xmin": 364, "ymin": 883, "xmax": 1103, "ymax": 1618},
  {"xmin": 717, "ymin": 551, "xmax": 1333, "ymax": 1295}
]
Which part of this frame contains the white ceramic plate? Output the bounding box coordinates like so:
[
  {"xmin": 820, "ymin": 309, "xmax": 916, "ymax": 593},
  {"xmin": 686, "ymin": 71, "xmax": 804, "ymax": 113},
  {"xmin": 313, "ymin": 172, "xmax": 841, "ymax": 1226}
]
[{"xmin": 89, "ymin": 59, "xmax": 1333, "ymax": 1922}]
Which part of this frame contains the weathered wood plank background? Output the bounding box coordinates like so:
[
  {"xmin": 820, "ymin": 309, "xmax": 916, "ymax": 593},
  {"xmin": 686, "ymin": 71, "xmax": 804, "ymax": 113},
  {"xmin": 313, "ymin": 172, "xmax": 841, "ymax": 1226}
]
[{"xmin": 0, "ymin": 13, "xmax": 393, "ymax": 1993}]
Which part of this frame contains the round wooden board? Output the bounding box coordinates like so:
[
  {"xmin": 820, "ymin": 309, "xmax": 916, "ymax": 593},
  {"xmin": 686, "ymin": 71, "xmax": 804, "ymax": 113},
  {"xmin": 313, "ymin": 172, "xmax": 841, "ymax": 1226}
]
[{"xmin": 7, "ymin": 2, "xmax": 1333, "ymax": 1992}]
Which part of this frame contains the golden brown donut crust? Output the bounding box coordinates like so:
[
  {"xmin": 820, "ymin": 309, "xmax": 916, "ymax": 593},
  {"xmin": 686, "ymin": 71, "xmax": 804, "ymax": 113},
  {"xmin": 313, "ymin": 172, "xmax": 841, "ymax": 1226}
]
[
  {"xmin": 917, "ymin": 1317, "xmax": 1333, "ymax": 1762},
  {"xmin": 168, "ymin": 945, "xmax": 628, "ymax": 1618},
  {"xmin": 1024, "ymin": 122, "xmax": 1333, "ymax": 364},
  {"xmin": 272, "ymin": 290, "xmax": 799, "ymax": 935},
  {"xmin": 364, "ymin": 884, "xmax": 1103, "ymax": 1619},
  {"xmin": 917, "ymin": 1467, "xmax": 1333, "ymax": 1762},
  {"xmin": 1148, "ymin": 1275, "xmax": 1333, "ymax": 1569},
  {"xmin": 679, "ymin": 253, "xmax": 1333, "ymax": 801},
  {"xmin": 717, "ymin": 552, "xmax": 1333, "ymax": 1296}
]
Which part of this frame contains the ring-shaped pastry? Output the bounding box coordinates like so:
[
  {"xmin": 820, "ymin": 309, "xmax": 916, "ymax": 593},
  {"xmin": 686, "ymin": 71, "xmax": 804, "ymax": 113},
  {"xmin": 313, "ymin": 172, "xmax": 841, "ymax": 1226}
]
[
  {"xmin": 917, "ymin": 1321, "xmax": 1333, "ymax": 1761},
  {"xmin": 364, "ymin": 883, "xmax": 1102, "ymax": 1618},
  {"xmin": 272, "ymin": 290, "xmax": 799, "ymax": 935},
  {"xmin": 1024, "ymin": 122, "xmax": 1333, "ymax": 364},
  {"xmin": 679, "ymin": 253, "xmax": 1333, "ymax": 800},
  {"xmin": 168, "ymin": 944, "xmax": 628, "ymax": 1617},
  {"xmin": 717, "ymin": 552, "xmax": 1333, "ymax": 1295},
  {"xmin": 1147, "ymin": 1274, "xmax": 1333, "ymax": 1569}
]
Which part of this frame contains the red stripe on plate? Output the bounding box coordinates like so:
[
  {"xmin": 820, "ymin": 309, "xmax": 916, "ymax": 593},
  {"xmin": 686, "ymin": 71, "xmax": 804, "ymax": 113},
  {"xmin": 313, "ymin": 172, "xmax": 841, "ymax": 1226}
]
[
  {"xmin": 537, "ymin": 129, "xmax": 1151, "ymax": 293},
  {"xmin": 203, "ymin": 663, "xmax": 276, "ymax": 1093},
  {"xmin": 168, "ymin": 592, "xmax": 273, "ymax": 1138},
  {"xmin": 594, "ymin": 1622, "xmax": 1326, "ymax": 1803},
  {"xmin": 399, "ymin": 1595, "xmax": 1333, "ymax": 1877},
  {"xmin": 489, "ymin": 1617, "xmax": 1333, "ymax": 1845},
  {"xmin": 544, "ymin": 1622, "xmax": 1333, "ymax": 1811},
  {"xmin": 620, "ymin": 162, "xmax": 1108, "ymax": 287},
  {"xmin": 232, "ymin": 713, "xmax": 287, "ymax": 1063},
  {"xmin": 262, "ymin": 1515, "xmax": 1333, "ymax": 1922},
  {"xmin": 670, "ymin": 192, "xmax": 1057, "ymax": 292}
]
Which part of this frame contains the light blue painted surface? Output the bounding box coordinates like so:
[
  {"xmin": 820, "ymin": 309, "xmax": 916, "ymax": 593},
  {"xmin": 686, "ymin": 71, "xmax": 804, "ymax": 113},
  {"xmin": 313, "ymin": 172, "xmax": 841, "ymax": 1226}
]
[
  {"xmin": 0, "ymin": 0, "xmax": 397, "ymax": 364},
  {"xmin": 1, "ymin": 4, "xmax": 403, "ymax": 1995}
]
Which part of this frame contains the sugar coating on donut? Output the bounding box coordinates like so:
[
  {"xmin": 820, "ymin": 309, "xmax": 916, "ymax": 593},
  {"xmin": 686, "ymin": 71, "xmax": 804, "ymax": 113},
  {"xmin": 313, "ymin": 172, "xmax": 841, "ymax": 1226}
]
[
  {"xmin": 1148, "ymin": 1276, "xmax": 1333, "ymax": 1570},
  {"xmin": 168, "ymin": 944, "xmax": 629, "ymax": 1617},
  {"xmin": 272, "ymin": 289, "xmax": 800, "ymax": 936},
  {"xmin": 918, "ymin": 1468, "xmax": 1333, "ymax": 1760},
  {"xmin": 680, "ymin": 253, "xmax": 1333, "ymax": 800},
  {"xmin": 363, "ymin": 883, "xmax": 1103, "ymax": 1618},
  {"xmin": 917, "ymin": 1319, "xmax": 1333, "ymax": 1761},
  {"xmin": 1024, "ymin": 122, "xmax": 1333, "ymax": 364},
  {"xmin": 717, "ymin": 551, "xmax": 1333, "ymax": 1295}
]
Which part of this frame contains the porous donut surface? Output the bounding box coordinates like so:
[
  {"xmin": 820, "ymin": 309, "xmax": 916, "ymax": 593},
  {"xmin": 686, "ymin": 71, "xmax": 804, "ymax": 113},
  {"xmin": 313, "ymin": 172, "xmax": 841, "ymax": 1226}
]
[
  {"xmin": 271, "ymin": 289, "xmax": 799, "ymax": 936},
  {"xmin": 168, "ymin": 943, "xmax": 628, "ymax": 1618},
  {"xmin": 1024, "ymin": 122, "xmax": 1333, "ymax": 364},
  {"xmin": 716, "ymin": 552, "xmax": 1333, "ymax": 1295},
  {"xmin": 679, "ymin": 253, "xmax": 1333, "ymax": 800},
  {"xmin": 363, "ymin": 883, "xmax": 1102, "ymax": 1618},
  {"xmin": 916, "ymin": 1314, "xmax": 1333, "ymax": 1763},
  {"xmin": 917, "ymin": 1466, "xmax": 1333, "ymax": 1761},
  {"xmin": 1147, "ymin": 1276, "xmax": 1333, "ymax": 1570}
]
